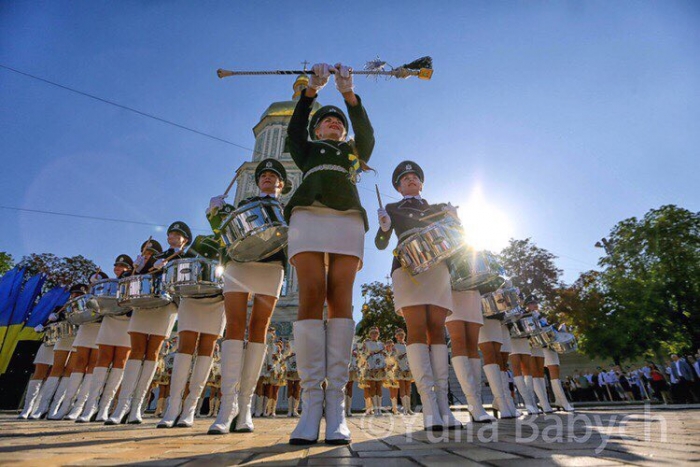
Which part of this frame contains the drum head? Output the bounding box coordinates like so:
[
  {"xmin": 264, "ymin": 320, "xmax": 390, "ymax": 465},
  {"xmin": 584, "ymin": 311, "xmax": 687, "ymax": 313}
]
[{"xmin": 227, "ymin": 225, "xmax": 288, "ymax": 262}]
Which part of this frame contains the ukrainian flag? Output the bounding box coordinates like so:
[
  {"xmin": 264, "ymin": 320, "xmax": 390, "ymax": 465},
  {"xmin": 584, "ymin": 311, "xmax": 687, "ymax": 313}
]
[
  {"xmin": 19, "ymin": 287, "xmax": 70, "ymax": 341},
  {"xmin": 0, "ymin": 274, "xmax": 45, "ymax": 374},
  {"xmin": 0, "ymin": 267, "xmax": 25, "ymax": 346}
]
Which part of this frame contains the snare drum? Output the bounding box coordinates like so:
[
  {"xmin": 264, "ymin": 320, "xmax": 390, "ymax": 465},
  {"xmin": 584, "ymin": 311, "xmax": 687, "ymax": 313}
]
[
  {"xmin": 117, "ymin": 274, "xmax": 171, "ymax": 309},
  {"xmin": 395, "ymin": 217, "xmax": 466, "ymax": 276},
  {"xmin": 163, "ymin": 258, "xmax": 223, "ymax": 298},
  {"xmin": 549, "ymin": 332, "xmax": 578, "ymax": 354},
  {"xmin": 43, "ymin": 321, "xmax": 78, "ymax": 345},
  {"xmin": 42, "ymin": 323, "xmax": 61, "ymax": 345},
  {"xmin": 90, "ymin": 279, "xmax": 130, "ymax": 316},
  {"xmin": 65, "ymin": 295, "xmax": 102, "ymax": 325},
  {"xmin": 508, "ymin": 313, "xmax": 542, "ymax": 338},
  {"xmin": 220, "ymin": 198, "xmax": 288, "ymax": 262},
  {"xmin": 188, "ymin": 235, "xmax": 221, "ymax": 260},
  {"xmin": 481, "ymin": 287, "xmax": 522, "ymax": 319},
  {"xmin": 449, "ymin": 250, "xmax": 505, "ymax": 291},
  {"xmin": 529, "ymin": 325, "xmax": 558, "ymax": 348}
]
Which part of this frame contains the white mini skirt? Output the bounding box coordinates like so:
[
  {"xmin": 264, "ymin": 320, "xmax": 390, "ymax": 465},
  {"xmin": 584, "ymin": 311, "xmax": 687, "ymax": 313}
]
[
  {"xmin": 128, "ymin": 303, "xmax": 177, "ymax": 337},
  {"xmin": 500, "ymin": 324, "xmax": 513, "ymax": 353},
  {"xmin": 392, "ymin": 262, "xmax": 453, "ymax": 316},
  {"xmin": 34, "ymin": 344, "xmax": 55, "ymax": 366},
  {"xmin": 530, "ymin": 345, "xmax": 544, "ymax": 358},
  {"xmin": 177, "ymin": 297, "xmax": 225, "ymax": 336},
  {"xmin": 511, "ymin": 337, "xmax": 532, "ymax": 356},
  {"xmin": 543, "ymin": 348, "xmax": 560, "ymax": 366},
  {"xmin": 223, "ymin": 261, "xmax": 284, "ymax": 298},
  {"xmin": 288, "ymin": 204, "xmax": 365, "ymax": 269},
  {"xmin": 478, "ymin": 319, "xmax": 503, "ymax": 345},
  {"xmin": 96, "ymin": 315, "xmax": 131, "ymax": 348},
  {"xmin": 54, "ymin": 336, "xmax": 75, "ymax": 352},
  {"xmin": 446, "ymin": 290, "xmax": 484, "ymax": 325},
  {"xmin": 72, "ymin": 322, "xmax": 101, "ymax": 349}
]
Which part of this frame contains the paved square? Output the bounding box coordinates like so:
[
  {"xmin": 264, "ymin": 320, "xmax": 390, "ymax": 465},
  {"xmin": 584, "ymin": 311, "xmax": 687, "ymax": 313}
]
[{"xmin": 1, "ymin": 407, "xmax": 699, "ymax": 466}]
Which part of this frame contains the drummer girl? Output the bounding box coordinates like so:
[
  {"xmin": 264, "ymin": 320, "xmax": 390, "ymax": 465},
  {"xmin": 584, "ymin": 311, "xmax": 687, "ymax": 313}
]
[
  {"xmin": 542, "ymin": 323, "xmax": 575, "ymax": 411},
  {"xmin": 284, "ymin": 341, "xmax": 301, "ymax": 418},
  {"xmin": 383, "ymin": 340, "xmax": 401, "ymax": 415},
  {"xmin": 361, "ymin": 327, "xmax": 386, "ymax": 416},
  {"xmin": 206, "ymin": 159, "xmax": 288, "ymax": 434},
  {"xmin": 153, "ymin": 222, "xmax": 225, "ymax": 428},
  {"xmin": 77, "ymin": 255, "xmax": 134, "ymax": 422},
  {"xmin": 19, "ymin": 318, "xmax": 57, "ymax": 419},
  {"xmin": 50, "ymin": 274, "xmax": 108, "ymax": 420},
  {"xmin": 393, "ymin": 329, "xmax": 414, "ymax": 415},
  {"xmin": 521, "ymin": 295, "xmax": 553, "ymax": 413},
  {"xmin": 375, "ymin": 160, "xmax": 460, "ymax": 431},
  {"xmin": 285, "ymin": 63, "xmax": 374, "ymax": 445}
]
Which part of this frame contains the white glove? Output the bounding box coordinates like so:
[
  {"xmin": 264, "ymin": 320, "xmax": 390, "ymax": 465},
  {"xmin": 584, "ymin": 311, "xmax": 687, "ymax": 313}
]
[
  {"xmin": 34, "ymin": 324, "xmax": 44, "ymax": 332},
  {"xmin": 442, "ymin": 202, "xmax": 459, "ymax": 218},
  {"xmin": 309, "ymin": 63, "xmax": 333, "ymax": 91},
  {"xmin": 334, "ymin": 63, "xmax": 354, "ymax": 93},
  {"xmin": 89, "ymin": 273, "xmax": 101, "ymax": 285},
  {"xmin": 378, "ymin": 208, "xmax": 391, "ymax": 232},
  {"xmin": 134, "ymin": 255, "xmax": 146, "ymax": 270},
  {"xmin": 153, "ymin": 259, "xmax": 166, "ymax": 269},
  {"xmin": 208, "ymin": 195, "xmax": 227, "ymax": 215},
  {"xmin": 48, "ymin": 313, "xmax": 58, "ymax": 322}
]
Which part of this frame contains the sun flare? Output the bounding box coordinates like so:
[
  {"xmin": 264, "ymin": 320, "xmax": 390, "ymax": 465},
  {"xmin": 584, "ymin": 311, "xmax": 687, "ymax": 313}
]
[{"xmin": 456, "ymin": 186, "xmax": 513, "ymax": 253}]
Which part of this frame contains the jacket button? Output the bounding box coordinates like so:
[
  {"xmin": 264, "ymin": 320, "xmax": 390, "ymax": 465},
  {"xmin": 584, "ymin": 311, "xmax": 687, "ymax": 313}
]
[
  {"xmin": 320, "ymin": 149, "xmax": 325, "ymax": 154},
  {"xmin": 336, "ymin": 151, "xmax": 341, "ymax": 155}
]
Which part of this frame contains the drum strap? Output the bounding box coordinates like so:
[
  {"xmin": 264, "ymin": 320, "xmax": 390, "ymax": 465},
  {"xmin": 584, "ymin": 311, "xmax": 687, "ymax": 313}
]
[{"xmin": 303, "ymin": 164, "xmax": 348, "ymax": 180}]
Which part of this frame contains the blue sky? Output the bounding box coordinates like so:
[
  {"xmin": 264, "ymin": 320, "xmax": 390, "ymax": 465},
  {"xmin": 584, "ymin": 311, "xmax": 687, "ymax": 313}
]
[{"xmin": 1, "ymin": 1, "xmax": 698, "ymax": 321}]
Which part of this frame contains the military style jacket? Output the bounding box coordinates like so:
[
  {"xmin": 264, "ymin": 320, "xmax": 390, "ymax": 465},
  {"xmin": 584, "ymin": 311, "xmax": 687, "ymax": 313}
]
[
  {"xmin": 285, "ymin": 93, "xmax": 375, "ymax": 231},
  {"xmin": 375, "ymin": 197, "xmax": 448, "ymax": 273}
]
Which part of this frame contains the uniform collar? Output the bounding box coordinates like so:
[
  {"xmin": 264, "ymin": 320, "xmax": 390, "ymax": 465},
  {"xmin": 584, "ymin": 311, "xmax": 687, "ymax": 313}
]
[
  {"xmin": 258, "ymin": 192, "xmax": 277, "ymax": 199},
  {"xmin": 403, "ymin": 195, "xmax": 422, "ymax": 201}
]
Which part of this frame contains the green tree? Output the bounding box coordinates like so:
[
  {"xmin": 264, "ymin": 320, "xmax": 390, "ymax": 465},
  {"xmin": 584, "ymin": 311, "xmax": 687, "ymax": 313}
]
[
  {"xmin": 596, "ymin": 205, "xmax": 700, "ymax": 354},
  {"xmin": 0, "ymin": 252, "xmax": 14, "ymax": 276},
  {"xmin": 356, "ymin": 280, "xmax": 406, "ymax": 341},
  {"xmin": 18, "ymin": 253, "xmax": 98, "ymax": 290}
]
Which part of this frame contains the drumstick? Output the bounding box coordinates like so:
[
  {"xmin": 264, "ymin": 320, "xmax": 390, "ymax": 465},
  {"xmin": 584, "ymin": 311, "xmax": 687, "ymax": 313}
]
[
  {"xmin": 147, "ymin": 248, "xmax": 184, "ymax": 273},
  {"xmin": 375, "ymin": 184, "xmax": 384, "ymax": 210},
  {"xmin": 223, "ymin": 163, "xmax": 246, "ymax": 198},
  {"xmin": 133, "ymin": 236, "xmax": 153, "ymax": 274}
]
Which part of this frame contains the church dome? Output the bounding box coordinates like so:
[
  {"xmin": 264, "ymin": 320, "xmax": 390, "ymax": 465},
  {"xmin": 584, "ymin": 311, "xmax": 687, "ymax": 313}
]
[{"xmin": 258, "ymin": 74, "xmax": 321, "ymax": 120}]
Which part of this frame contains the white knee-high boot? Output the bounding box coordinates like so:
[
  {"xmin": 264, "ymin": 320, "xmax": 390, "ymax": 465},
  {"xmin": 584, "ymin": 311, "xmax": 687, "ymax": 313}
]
[
  {"xmin": 158, "ymin": 353, "xmax": 193, "ymax": 428},
  {"xmin": 106, "ymin": 360, "xmax": 142, "ymax": 425},
  {"xmin": 502, "ymin": 371, "xmax": 520, "ymax": 416},
  {"xmin": 76, "ymin": 367, "xmax": 109, "ymax": 422},
  {"xmin": 96, "ymin": 368, "xmax": 124, "ymax": 422},
  {"xmin": 513, "ymin": 375, "xmax": 539, "ymax": 415},
  {"xmin": 66, "ymin": 374, "xmax": 92, "ymax": 420},
  {"xmin": 551, "ymin": 379, "xmax": 574, "ymax": 411},
  {"xmin": 483, "ymin": 364, "xmax": 515, "ymax": 419},
  {"xmin": 208, "ymin": 340, "xmax": 244, "ymax": 434},
  {"xmin": 52, "ymin": 373, "xmax": 85, "ymax": 420},
  {"xmin": 452, "ymin": 357, "xmax": 494, "ymax": 422},
  {"xmin": 406, "ymin": 343, "xmax": 444, "ymax": 431},
  {"xmin": 46, "ymin": 377, "xmax": 69, "ymax": 420},
  {"xmin": 533, "ymin": 377, "xmax": 554, "ymax": 413},
  {"xmin": 19, "ymin": 380, "xmax": 43, "ymax": 419},
  {"xmin": 254, "ymin": 393, "xmax": 265, "ymax": 417},
  {"xmin": 128, "ymin": 360, "xmax": 158, "ymax": 424},
  {"xmin": 289, "ymin": 320, "xmax": 325, "ymax": 445},
  {"xmin": 373, "ymin": 395, "xmax": 381, "ymax": 416},
  {"xmin": 345, "ymin": 395, "xmax": 352, "ymax": 417},
  {"xmin": 177, "ymin": 355, "xmax": 213, "ymax": 427},
  {"xmin": 430, "ymin": 345, "xmax": 461, "ymax": 429},
  {"xmin": 324, "ymin": 318, "xmax": 354, "ymax": 444},
  {"xmin": 30, "ymin": 376, "xmax": 60, "ymax": 419},
  {"xmin": 234, "ymin": 342, "xmax": 267, "ymax": 432}
]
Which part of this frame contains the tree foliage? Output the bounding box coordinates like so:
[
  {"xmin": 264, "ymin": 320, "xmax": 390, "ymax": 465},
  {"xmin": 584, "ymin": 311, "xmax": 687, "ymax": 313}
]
[
  {"xmin": 0, "ymin": 252, "xmax": 14, "ymax": 276},
  {"xmin": 356, "ymin": 280, "xmax": 406, "ymax": 341},
  {"xmin": 18, "ymin": 253, "xmax": 98, "ymax": 290},
  {"xmin": 498, "ymin": 238, "xmax": 563, "ymax": 306}
]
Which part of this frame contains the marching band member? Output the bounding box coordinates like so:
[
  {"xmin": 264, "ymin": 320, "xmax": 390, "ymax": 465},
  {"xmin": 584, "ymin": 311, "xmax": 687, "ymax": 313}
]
[
  {"xmin": 346, "ymin": 342, "xmax": 360, "ymax": 417},
  {"xmin": 446, "ymin": 289, "xmax": 495, "ymax": 423},
  {"xmin": 156, "ymin": 338, "xmax": 178, "ymax": 417},
  {"xmin": 20, "ymin": 302, "xmax": 65, "ymax": 419},
  {"xmin": 361, "ymin": 328, "xmax": 386, "ymax": 416},
  {"xmin": 49, "ymin": 274, "xmax": 107, "ymax": 419},
  {"xmin": 393, "ymin": 329, "xmax": 414, "ymax": 415},
  {"xmin": 284, "ymin": 341, "xmax": 301, "ymax": 418},
  {"xmin": 383, "ymin": 340, "xmax": 401, "ymax": 415},
  {"xmin": 265, "ymin": 340, "xmax": 286, "ymax": 417},
  {"xmin": 30, "ymin": 283, "xmax": 87, "ymax": 419},
  {"xmin": 376, "ymin": 161, "xmax": 460, "ymax": 431},
  {"xmin": 523, "ymin": 296, "xmax": 553, "ymax": 413},
  {"xmin": 286, "ymin": 63, "xmax": 374, "ymax": 445},
  {"xmin": 508, "ymin": 316, "xmax": 540, "ymax": 415},
  {"xmin": 206, "ymin": 160, "xmax": 287, "ymax": 434},
  {"xmin": 153, "ymin": 222, "xmax": 224, "ymax": 428},
  {"xmin": 543, "ymin": 324, "xmax": 575, "ymax": 411},
  {"xmin": 356, "ymin": 348, "xmax": 372, "ymax": 415},
  {"xmin": 77, "ymin": 255, "xmax": 134, "ymax": 422},
  {"xmin": 477, "ymin": 316, "xmax": 515, "ymax": 418},
  {"xmin": 499, "ymin": 321, "xmax": 521, "ymax": 416},
  {"xmin": 206, "ymin": 342, "xmax": 222, "ymax": 417}
]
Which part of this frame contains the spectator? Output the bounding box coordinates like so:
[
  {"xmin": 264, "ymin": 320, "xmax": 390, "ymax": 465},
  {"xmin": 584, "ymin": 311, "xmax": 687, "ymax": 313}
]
[
  {"xmin": 669, "ymin": 354, "xmax": 695, "ymax": 404},
  {"xmin": 649, "ymin": 363, "xmax": 671, "ymax": 404}
]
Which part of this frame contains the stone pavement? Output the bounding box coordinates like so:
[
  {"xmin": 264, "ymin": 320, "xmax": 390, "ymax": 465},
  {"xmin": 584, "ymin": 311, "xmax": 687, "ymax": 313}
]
[{"xmin": 1, "ymin": 406, "xmax": 699, "ymax": 466}]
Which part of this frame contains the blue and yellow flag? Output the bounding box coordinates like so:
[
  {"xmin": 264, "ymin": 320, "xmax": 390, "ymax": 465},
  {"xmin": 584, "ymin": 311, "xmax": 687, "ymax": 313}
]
[
  {"xmin": 19, "ymin": 287, "xmax": 70, "ymax": 342},
  {"xmin": 0, "ymin": 267, "xmax": 25, "ymax": 346},
  {"xmin": 0, "ymin": 274, "xmax": 45, "ymax": 374}
]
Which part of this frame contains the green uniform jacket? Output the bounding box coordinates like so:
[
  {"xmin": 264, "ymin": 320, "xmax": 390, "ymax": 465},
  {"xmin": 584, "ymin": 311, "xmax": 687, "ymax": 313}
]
[{"xmin": 285, "ymin": 92, "xmax": 375, "ymax": 231}]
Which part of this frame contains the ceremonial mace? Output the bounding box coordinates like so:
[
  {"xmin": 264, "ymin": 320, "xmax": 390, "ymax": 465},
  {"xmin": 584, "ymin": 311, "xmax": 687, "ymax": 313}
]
[{"xmin": 217, "ymin": 56, "xmax": 434, "ymax": 81}]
